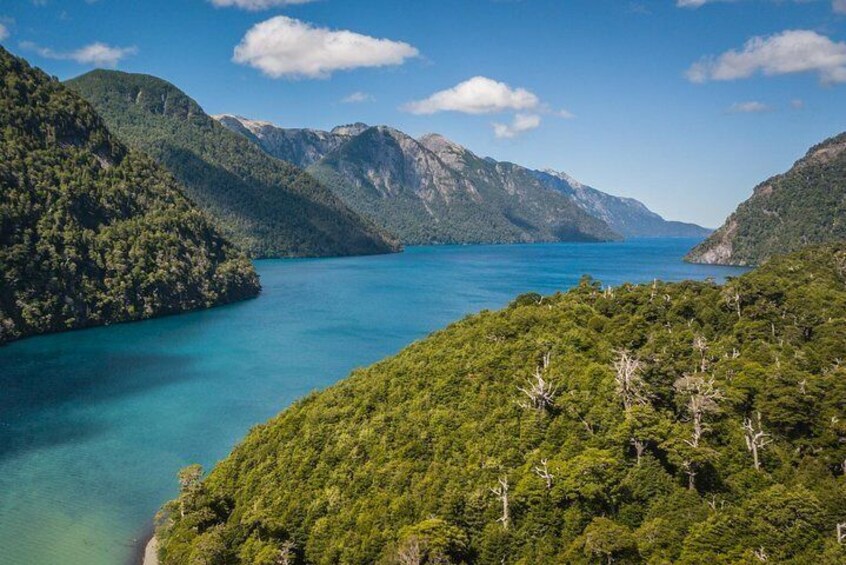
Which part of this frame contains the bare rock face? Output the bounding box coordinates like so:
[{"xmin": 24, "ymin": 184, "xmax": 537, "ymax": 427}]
[
  {"xmin": 686, "ymin": 131, "xmax": 846, "ymax": 266},
  {"xmin": 216, "ymin": 115, "xmax": 709, "ymax": 245}
]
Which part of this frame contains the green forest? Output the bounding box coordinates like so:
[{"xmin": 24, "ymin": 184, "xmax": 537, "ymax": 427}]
[
  {"xmin": 687, "ymin": 132, "xmax": 846, "ymax": 266},
  {"xmin": 157, "ymin": 244, "xmax": 846, "ymax": 564},
  {"xmin": 0, "ymin": 47, "xmax": 260, "ymax": 345},
  {"xmin": 66, "ymin": 70, "xmax": 399, "ymax": 259}
]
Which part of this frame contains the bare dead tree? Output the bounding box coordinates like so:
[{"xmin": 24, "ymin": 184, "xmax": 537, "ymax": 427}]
[
  {"xmin": 631, "ymin": 438, "xmax": 647, "ymax": 466},
  {"xmin": 518, "ymin": 355, "xmax": 558, "ymax": 413},
  {"xmin": 675, "ymin": 375, "xmax": 724, "ymax": 449},
  {"xmin": 396, "ymin": 536, "xmax": 422, "ymax": 565},
  {"xmin": 753, "ymin": 547, "xmax": 768, "ymax": 562},
  {"xmin": 837, "ymin": 523, "xmax": 846, "ymax": 545},
  {"xmin": 682, "ymin": 460, "xmax": 697, "ymax": 491},
  {"xmin": 693, "ymin": 335, "xmax": 709, "ymax": 373},
  {"xmin": 613, "ymin": 350, "xmax": 649, "ymax": 412},
  {"xmin": 490, "ymin": 477, "xmax": 510, "ymax": 530},
  {"xmin": 534, "ymin": 459, "xmax": 554, "ymax": 489},
  {"xmin": 725, "ymin": 288, "xmax": 742, "ymax": 319},
  {"xmin": 743, "ymin": 412, "xmax": 772, "ymax": 471},
  {"xmin": 706, "ymin": 494, "xmax": 725, "ymax": 513},
  {"xmin": 276, "ymin": 540, "xmax": 296, "ymax": 565}
]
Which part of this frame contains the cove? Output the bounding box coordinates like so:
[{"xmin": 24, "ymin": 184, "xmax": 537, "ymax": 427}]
[{"xmin": 0, "ymin": 240, "xmax": 745, "ymax": 565}]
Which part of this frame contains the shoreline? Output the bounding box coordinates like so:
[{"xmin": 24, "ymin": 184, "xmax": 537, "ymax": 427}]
[
  {"xmin": 129, "ymin": 523, "xmax": 157, "ymax": 565},
  {"xmin": 142, "ymin": 536, "xmax": 159, "ymax": 565}
]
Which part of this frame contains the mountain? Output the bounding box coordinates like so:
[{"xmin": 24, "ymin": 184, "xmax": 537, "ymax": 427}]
[
  {"xmin": 217, "ymin": 117, "xmax": 619, "ymax": 245},
  {"xmin": 687, "ymin": 132, "xmax": 846, "ymax": 266},
  {"xmin": 533, "ymin": 169, "xmax": 711, "ymax": 239},
  {"xmin": 155, "ymin": 245, "xmax": 846, "ymax": 564},
  {"xmin": 66, "ymin": 71, "xmax": 399, "ymax": 259},
  {"xmin": 0, "ymin": 47, "xmax": 259, "ymax": 345},
  {"xmin": 217, "ymin": 116, "xmax": 709, "ymax": 243}
]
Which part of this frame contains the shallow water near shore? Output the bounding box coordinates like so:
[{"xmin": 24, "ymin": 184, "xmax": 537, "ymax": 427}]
[{"xmin": 0, "ymin": 240, "xmax": 745, "ymax": 565}]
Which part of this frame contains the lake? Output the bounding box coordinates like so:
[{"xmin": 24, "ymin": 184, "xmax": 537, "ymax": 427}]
[{"xmin": 0, "ymin": 240, "xmax": 746, "ymax": 565}]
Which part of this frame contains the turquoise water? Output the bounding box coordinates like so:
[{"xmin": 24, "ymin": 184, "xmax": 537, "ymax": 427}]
[{"xmin": 0, "ymin": 241, "xmax": 746, "ymax": 565}]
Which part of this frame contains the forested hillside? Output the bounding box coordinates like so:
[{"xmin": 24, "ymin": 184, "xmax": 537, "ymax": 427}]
[
  {"xmin": 217, "ymin": 116, "xmax": 620, "ymax": 245},
  {"xmin": 0, "ymin": 47, "xmax": 260, "ymax": 345},
  {"xmin": 157, "ymin": 245, "xmax": 846, "ymax": 564},
  {"xmin": 687, "ymin": 132, "xmax": 846, "ymax": 266},
  {"xmin": 67, "ymin": 71, "xmax": 399, "ymax": 258}
]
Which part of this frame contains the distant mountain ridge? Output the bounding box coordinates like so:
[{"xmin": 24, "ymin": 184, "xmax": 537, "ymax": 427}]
[
  {"xmin": 66, "ymin": 71, "xmax": 399, "ymax": 259},
  {"xmin": 216, "ymin": 115, "xmax": 710, "ymax": 243},
  {"xmin": 687, "ymin": 131, "xmax": 846, "ymax": 266}
]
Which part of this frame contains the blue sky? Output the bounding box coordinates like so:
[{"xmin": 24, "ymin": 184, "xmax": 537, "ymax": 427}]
[{"xmin": 2, "ymin": 0, "xmax": 845, "ymax": 227}]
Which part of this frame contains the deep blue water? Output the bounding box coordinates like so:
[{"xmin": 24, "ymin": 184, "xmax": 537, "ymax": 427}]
[{"xmin": 0, "ymin": 241, "xmax": 746, "ymax": 565}]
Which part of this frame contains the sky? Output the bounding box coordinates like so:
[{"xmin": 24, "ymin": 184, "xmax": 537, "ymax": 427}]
[{"xmin": 1, "ymin": 0, "xmax": 845, "ymax": 227}]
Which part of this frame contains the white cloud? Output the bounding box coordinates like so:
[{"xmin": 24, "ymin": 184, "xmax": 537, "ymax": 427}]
[
  {"xmin": 233, "ymin": 16, "xmax": 418, "ymax": 79},
  {"xmin": 20, "ymin": 41, "xmax": 137, "ymax": 67},
  {"xmin": 341, "ymin": 91, "xmax": 374, "ymax": 103},
  {"xmin": 0, "ymin": 23, "xmax": 8, "ymax": 41},
  {"xmin": 681, "ymin": 0, "xmax": 846, "ymax": 13},
  {"xmin": 687, "ymin": 30, "xmax": 846, "ymax": 85},
  {"xmin": 727, "ymin": 101, "xmax": 772, "ymax": 113},
  {"xmin": 210, "ymin": 0, "xmax": 315, "ymax": 9},
  {"xmin": 676, "ymin": 0, "xmax": 731, "ymax": 6},
  {"xmin": 791, "ymin": 98, "xmax": 805, "ymax": 109},
  {"xmin": 404, "ymin": 76, "xmax": 540, "ymax": 115},
  {"xmin": 493, "ymin": 113, "xmax": 541, "ymax": 138}
]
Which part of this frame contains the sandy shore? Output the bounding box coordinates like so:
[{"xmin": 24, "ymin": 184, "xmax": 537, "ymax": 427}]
[{"xmin": 143, "ymin": 536, "xmax": 159, "ymax": 565}]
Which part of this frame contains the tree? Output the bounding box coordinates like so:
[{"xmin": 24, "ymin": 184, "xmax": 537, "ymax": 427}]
[
  {"xmin": 580, "ymin": 517, "xmax": 637, "ymax": 564},
  {"xmin": 490, "ymin": 477, "xmax": 510, "ymax": 531},
  {"xmin": 177, "ymin": 464, "xmax": 203, "ymax": 519},
  {"xmin": 612, "ymin": 350, "xmax": 649, "ymax": 412},
  {"xmin": 534, "ymin": 458, "xmax": 554, "ymax": 490},
  {"xmin": 674, "ymin": 375, "xmax": 723, "ymax": 449},
  {"xmin": 518, "ymin": 352, "xmax": 558, "ymax": 413},
  {"xmin": 743, "ymin": 412, "xmax": 772, "ymax": 471}
]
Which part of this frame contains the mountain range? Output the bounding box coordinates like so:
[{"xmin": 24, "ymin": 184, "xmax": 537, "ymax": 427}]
[
  {"xmin": 687, "ymin": 131, "xmax": 846, "ymax": 266},
  {"xmin": 217, "ymin": 115, "xmax": 710, "ymax": 245},
  {"xmin": 66, "ymin": 71, "xmax": 399, "ymax": 259},
  {"xmin": 0, "ymin": 47, "xmax": 259, "ymax": 345}
]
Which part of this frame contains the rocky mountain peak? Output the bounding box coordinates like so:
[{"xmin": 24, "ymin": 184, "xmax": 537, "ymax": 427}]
[{"xmin": 331, "ymin": 122, "xmax": 370, "ymax": 137}]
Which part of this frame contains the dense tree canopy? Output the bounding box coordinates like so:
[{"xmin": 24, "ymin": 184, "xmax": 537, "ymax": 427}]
[
  {"xmin": 0, "ymin": 47, "xmax": 260, "ymax": 344},
  {"xmin": 157, "ymin": 245, "xmax": 846, "ymax": 564},
  {"xmin": 66, "ymin": 70, "xmax": 399, "ymax": 259}
]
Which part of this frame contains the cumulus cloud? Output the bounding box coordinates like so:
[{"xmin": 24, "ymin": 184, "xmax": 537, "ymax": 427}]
[
  {"xmin": 727, "ymin": 101, "xmax": 772, "ymax": 113},
  {"xmin": 342, "ymin": 91, "xmax": 374, "ymax": 103},
  {"xmin": 0, "ymin": 23, "xmax": 8, "ymax": 41},
  {"xmin": 835, "ymin": 0, "xmax": 846, "ymax": 14},
  {"xmin": 210, "ymin": 0, "xmax": 316, "ymax": 9},
  {"xmin": 20, "ymin": 41, "xmax": 137, "ymax": 67},
  {"xmin": 493, "ymin": 113, "xmax": 541, "ymax": 139},
  {"xmin": 687, "ymin": 30, "xmax": 846, "ymax": 85},
  {"xmin": 791, "ymin": 98, "xmax": 805, "ymax": 109},
  {"xmin": 233, "ymin": 16, "xmax": 419, "ymax": 79},
  {"xmin": 404, "ymin": 76, "xmax": 572, "ymax": 138},
  {"xmin": 403, "ymin": 76, "xmax": 540, "ymax": 115}
]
